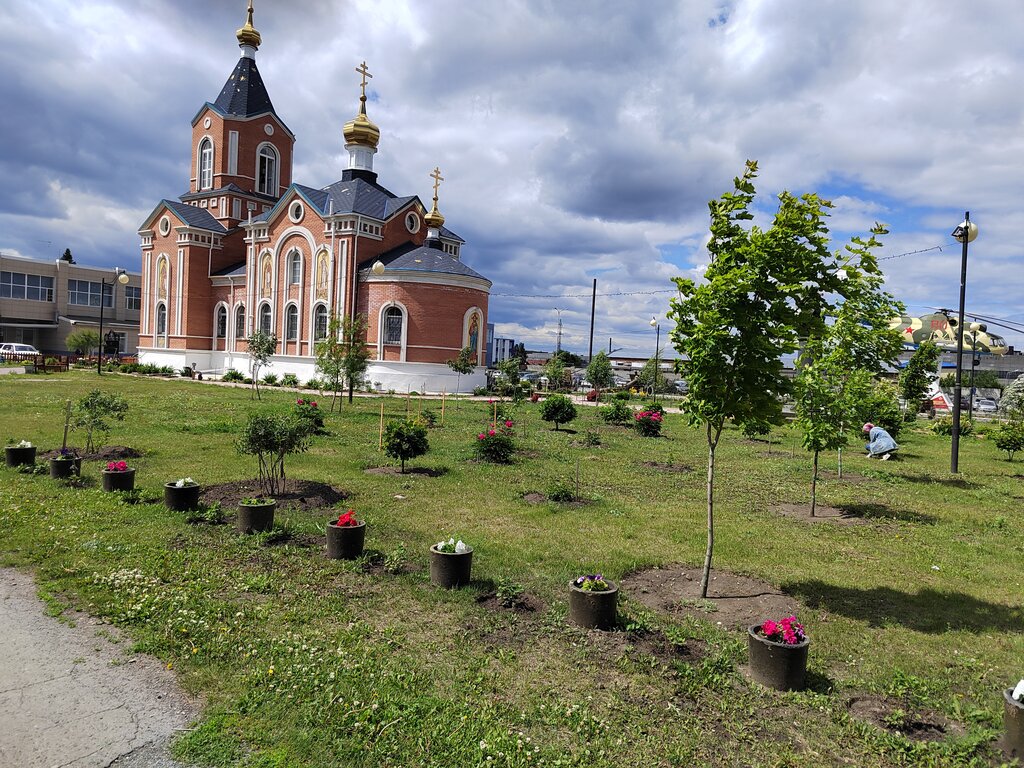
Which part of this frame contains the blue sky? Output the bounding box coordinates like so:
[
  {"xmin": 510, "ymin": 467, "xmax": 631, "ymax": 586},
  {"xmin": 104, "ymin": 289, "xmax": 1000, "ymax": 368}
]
[{"xmin": 1, "ymin": 0, "xmax": 1022, "ymax": 356}]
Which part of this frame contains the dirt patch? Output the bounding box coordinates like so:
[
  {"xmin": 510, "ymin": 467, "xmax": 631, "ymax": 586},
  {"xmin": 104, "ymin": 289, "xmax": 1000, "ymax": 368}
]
[
  {"xmin": 522, "ymin": 492, "xmax": 547, "ymax": 504},
  {"xmin": 39, "ymin": 445, "xmax": 143, "ymax": 461},
  {"xmin": 477, "ymin": 591, "xmax": 545, "ymax": 614},
  {"xmin": 585, "ymin": 626, "xmax": 708, "ymax": 669},
  {"xmin": 847, "ymin": 695, "xmax": 965, "ymax": 742},
  {"xmin": 774, "ymin": 503, "xmax": 869, "ymax": 525},
  {"xmin": 621, "ymin": 565, "xmax": 802, "ymax": 631},
  {"xmin": 641, "ymin": 461, "xmax": 692, "ymax": 473},
  {"xmin": 816, "ymin": 470, "xmax": 872, "ymax": 484},
  {"xmin": 201, "ymin": 479, "xmax": 348, "ymax": 513},
  {"xmin": 363, "ymin": 466, "xmax": 447, "ymax": 477}
]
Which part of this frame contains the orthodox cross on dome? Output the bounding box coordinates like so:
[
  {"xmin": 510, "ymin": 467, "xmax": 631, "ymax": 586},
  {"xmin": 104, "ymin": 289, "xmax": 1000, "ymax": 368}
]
[
  {"xmin": 356, "ymin": 61, "xmax": 373, "ymax": 112},
  {"xmin": 430, "ymin": 166, "xmax": 444, "ymax": 205},
  {"xmin": 236, "ymin": 0, "xmax": 262, "ymax": 50}
]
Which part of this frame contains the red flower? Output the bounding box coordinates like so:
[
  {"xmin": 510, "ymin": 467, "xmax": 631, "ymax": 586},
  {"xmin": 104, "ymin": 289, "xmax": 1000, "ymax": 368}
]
[
  {"xmin": 478, "ymin": 433, "xmax": 486, "ymax": 440},
  {"xmin": 310, "ymin": 402, "xmax": 317, "ymax": 408},
  {"xmin": 504, "ymin": 420, "xmax": 513, "ymax": 428},
  {"xmin": 336, "ymin": 509, "xmax": 358, "ymax": 527},
  {"xmin": 488, "ymin": 429, "xmax": 496, "ymax": 436},
  {"xmin": 297, "ymin": 398, "xmax": 305, "ymax": 405}
]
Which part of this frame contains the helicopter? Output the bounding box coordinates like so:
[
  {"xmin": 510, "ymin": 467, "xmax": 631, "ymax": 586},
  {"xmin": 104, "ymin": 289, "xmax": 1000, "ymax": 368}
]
[{"xmin": 888, "ymin": 310, "xmax": 1009, "ymax": 355}]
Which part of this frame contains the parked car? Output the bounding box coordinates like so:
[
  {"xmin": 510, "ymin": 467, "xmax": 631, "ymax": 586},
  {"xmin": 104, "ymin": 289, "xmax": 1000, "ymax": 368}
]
[
  {"xmin": 973, "ymin": 398, "xmax": 998, "ymax": 413},
  {"xmin": 672, "ymin": 379, "xmax": 689, "ymax": 393},
  {"xmin": 0, "ymin": 343, "xmax": 40, "ymax": 356}
]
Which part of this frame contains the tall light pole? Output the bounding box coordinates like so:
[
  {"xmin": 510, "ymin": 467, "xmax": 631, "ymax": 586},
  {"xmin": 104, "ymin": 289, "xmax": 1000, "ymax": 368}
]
[
  {"xmin": 98, "ymin": 268, "xmax": 129, "ymax": 375},
  {"xmin": 553, "ymin": 308, "xmax": 563, "ymax": 355},
  {"xmin": 950, "ymin": 213, "xmax": 977, "ymax": 473},
  {"xmin": 649, "ymin": 316, "xmax": 660, "ymax": 403}
]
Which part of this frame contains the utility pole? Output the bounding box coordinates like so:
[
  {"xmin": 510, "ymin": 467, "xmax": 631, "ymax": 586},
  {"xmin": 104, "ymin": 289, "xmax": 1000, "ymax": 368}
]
[{"xmin": 588, "ymin": 278, "xmax": 596, "ymax": 362}]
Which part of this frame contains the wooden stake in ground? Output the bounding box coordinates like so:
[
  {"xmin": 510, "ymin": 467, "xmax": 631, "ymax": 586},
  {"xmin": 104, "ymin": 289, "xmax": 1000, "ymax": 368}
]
[
  {"xmin": 62, "ymin": 400, "xmax": 72, "ymax": 450},
  {"xmin": 406, "ymin": 391, "xmax": 410, "ymax": 418},
  {"xmin": 493, "ymin": 400, "xmax": 497, "ymax": 424},
  {"xmin": 440, "ymin": 390, "xmax": 446, "ymax": 427},
  {"xmin": 378, "ymin": 400, "xmax": 385, "ymax": 450}
]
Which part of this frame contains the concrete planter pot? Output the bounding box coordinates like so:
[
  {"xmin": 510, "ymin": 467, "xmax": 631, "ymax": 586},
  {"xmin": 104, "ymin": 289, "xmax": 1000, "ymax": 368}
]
[
  {"xmin": 747, "ymin": 626, "xmax": 809, "ymax": 691},
  {"xmin": 1004, "ymin": 689, "xmax": 1024, "ymax": 759},
  {"xmin": 5, "ymin": 445, "xmax": 36, "ymax": 468},
  {"xmin": 237, "ymin": 500, "xmax": 276, "ymax": 534},
  {"xmin": 326, "ymin": 520, "xmax": 366, "ymax": 560},
  {"xmin": 568, "ymin": 581, "xmax": 619, "ymax": 630},
  {"xmin": 101, "ymin": 468, "xmax": 136, "ymax": 492},
  {"xmin": 164, "ymin": 482, "xmax": 202, "ymax": 511},
  {"xmin": 49, "ymin": 457, "xmax": 82, "ymax": 479},
  {"xmin": 429, "ymin": 545, "xmax": 473, "ymax": 588}
]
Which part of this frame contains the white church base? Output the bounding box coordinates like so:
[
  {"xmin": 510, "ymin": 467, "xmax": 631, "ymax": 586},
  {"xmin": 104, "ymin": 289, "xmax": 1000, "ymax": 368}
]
[{"xmin": 138, "ymin": 348, "xmax": 486, "ymax": 394}]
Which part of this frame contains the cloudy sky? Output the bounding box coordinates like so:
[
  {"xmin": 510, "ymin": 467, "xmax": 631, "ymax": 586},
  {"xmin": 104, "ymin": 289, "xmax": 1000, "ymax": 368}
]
[{"xmin": 2, "ymin": 0, "xmax": 1023, "ymax": 356}]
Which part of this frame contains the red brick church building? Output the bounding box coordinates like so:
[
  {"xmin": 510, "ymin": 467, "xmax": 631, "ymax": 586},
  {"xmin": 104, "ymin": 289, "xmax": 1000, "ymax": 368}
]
[{"xmin": 137, "ymin": 3, "xmax": 490, "ymax": 392}]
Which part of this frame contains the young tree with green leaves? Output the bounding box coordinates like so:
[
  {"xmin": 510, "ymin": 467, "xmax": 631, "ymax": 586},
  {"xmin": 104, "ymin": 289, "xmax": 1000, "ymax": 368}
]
[
  {"xmin": 539, "ymin": 393, "xmax": 577, "ymax": 431},
  {"xmin": 585, "ymin": 351, "xmax": 614, "ymax": 399},
  {"xmin": 383, "ymin": 418, "xmax": 429, "ymax": 473},
  {"xmin": 668, "ymin": 160, "xmax": 849, "ymax": 598},
  {"xmin": 446, "ymin": 346, "xmax": 475, "ymax": 408},
  {"xmin": 73, "ymin": 390, "xmax": 128, "ymax": 452},
  {"xmin": 899, "ymin": 341, "xmax": 941, "ymax": 414},
  {"xmin": 246, "ymin": 330, "xmax": 278, "ymax": 400},
  {"xmin": 66, "ymin": 329, "xmax": 100, "ymax": 356},
  {"xmin": 236, "ymin": 413, "xmax": 311, "ymax": 496},
  {"xmin": 544, "ymin": 355, "xmax": 567, "ymax": 391},
  {"xmin": 318, "ymin": 313, "xmax": 371, "ymax": 406}
]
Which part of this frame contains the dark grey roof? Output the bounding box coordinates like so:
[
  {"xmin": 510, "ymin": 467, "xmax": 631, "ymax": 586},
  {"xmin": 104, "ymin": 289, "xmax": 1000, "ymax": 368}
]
[
  {"xmin": 180, "ymin": 183, "xmax": 274, "ymax": 202},
  {"xmin": 213, "ymin": 57, "xmax": 276, "ymax": 119},
  {"xmin": 361, "ymin": 242, "xmax": 489, "ymax": 283},
  {"xmin": 212, "ymin": 261, "xmax": 247, "ymax": 277},
  {"xmin": 163, "ymin": 200, "xmax": 227, "ymax": 233}
]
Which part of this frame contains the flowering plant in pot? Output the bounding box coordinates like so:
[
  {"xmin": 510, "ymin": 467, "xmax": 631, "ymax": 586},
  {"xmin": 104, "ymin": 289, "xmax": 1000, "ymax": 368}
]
[
  {"xmin": 101, "ymin": 460, "xmax": 136, "ymax": 492},
  {"xmin": 237, "ymin": 496, "xmax": 276, "ymax": 534},
  {"xmin": 164, "ymin": 476, "xmax": 201, "ymax": 512},
  {"xmin": 430, "ymin": 537, "xmax": 473, "ymax": 588},
  {"xmin": 326, "ymin": 508, "xmax": 366, "ymax": 560},
  {"xmin": 568, "ymin": 573, "xmax": 618, "ymax": 630},
  {"xmin": 49, "ymin": 447, "xmax": 81, "ymax": 478},
  {"xmin": 5, "ymin": 439, "xmax": 36, "ymax": 468},
  {"xmin": 1005, "ymin": 679, "xmax": 1024, "ymax": 759},
  {"xmin": 748, "ymin": 615, "xmax": 809, "ymax": 691}
]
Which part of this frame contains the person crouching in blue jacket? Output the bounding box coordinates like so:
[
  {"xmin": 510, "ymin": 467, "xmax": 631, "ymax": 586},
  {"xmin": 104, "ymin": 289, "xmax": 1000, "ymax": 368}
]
[{"xmin": 863, "ymin": 422, "xmax": 898, "ymax": 460}]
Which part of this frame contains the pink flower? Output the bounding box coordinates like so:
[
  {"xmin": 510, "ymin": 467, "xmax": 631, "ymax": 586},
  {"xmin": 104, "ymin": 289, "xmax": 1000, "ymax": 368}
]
[
  {"xmin": 488, "ymin": 429, "xmax": 496, "ymax": 436},
  {"xmin": 478, "ymin": 433, "xmax": 486, "ymax": 440},
  {"xmin": 310, "ymin": 402, "xmax": 317, "ymax": 408},
  {"xmin": 761, "ymin": 619, "xmax": 778, "ymax": 638},
  {"xmin": 505, "ymin": 420, "xmax": 513, "ymax": 428},
  {"xmin": 297, "ymin": 399, "xmax": 305, "ymax": 405}
]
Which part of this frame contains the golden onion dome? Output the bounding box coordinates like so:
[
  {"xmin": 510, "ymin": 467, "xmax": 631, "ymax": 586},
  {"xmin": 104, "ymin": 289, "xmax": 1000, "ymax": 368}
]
[
  {"xmin": 423, "ymin": 203, "xmax": 445, "ymax": 229},
  {"xmin": 343, "ymin": 101, "xmax": 381, "ymax": 149},
  {"xmin": 236, "ymin": 1, "xmax": 262, "ymax": 49}
]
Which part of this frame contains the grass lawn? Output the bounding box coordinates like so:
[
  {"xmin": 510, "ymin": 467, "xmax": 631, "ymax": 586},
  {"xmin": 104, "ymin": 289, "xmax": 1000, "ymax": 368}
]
[{"xmin": 1, "ymin": 370, "xmax": 1022, "ymax": 767}]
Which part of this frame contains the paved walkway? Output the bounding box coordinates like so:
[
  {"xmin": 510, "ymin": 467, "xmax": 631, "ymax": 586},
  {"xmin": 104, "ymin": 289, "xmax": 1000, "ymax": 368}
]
[{"xmin": 0, "ymin": 569, "xmax": 197, "ymax": 767}]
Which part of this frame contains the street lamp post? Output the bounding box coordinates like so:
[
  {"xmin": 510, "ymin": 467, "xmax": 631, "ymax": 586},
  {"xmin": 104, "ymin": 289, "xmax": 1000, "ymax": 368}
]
[
  {"xmin": 950, "ymin": 213, "xmax": 977, "ymax": 473},
  {"xmin": 649, "ymin": 316, "xmax": 660, "ymax": 403},
  {"xmin": 553, "ymin": 308, "xmax": 564, "ymax": 355},
  {"xmin": 98, "ymin": 268, "xmax": 129, "ymax": 375}
]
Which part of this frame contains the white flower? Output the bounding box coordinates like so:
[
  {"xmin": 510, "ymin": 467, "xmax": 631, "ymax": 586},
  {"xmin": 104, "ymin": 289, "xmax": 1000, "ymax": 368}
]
[
  {"xmin": 455, "ymin": 540, "xmax": 468, "ymax": 554},
  {"xmin": 17, "ymin": 440, "xmax": 32, "ymax": 448},
  {"xmin": 437, "ymin": 540, "xmax": 446, "ymax": 550},
  {"xmin": 175, "ymin": 477, "xmax": 195, "ymax": 487}
]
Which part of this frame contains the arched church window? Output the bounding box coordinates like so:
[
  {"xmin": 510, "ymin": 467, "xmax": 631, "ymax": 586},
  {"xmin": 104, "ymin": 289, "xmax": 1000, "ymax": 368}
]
[
  {"xmin": 285, "ymin": 304, "xmax": 299, "ymax": 341},
  {"xmin": 235, "ymin": 304, "xmax": 246, "ymax": 339},
  {"xmin": 257, "ymin": 144, "xmax": 278, "ymax": 195},
  {"xmin": 199, "ymin": 139, "xmax": 213, "ymax": 190},
  {"xmin": 156, "ymin": 302, "xmax": 167, "ymax": 336},
  {"xmin": 216, "ymin": 305, "xmax": 227, "ymax": 339},
  {"xmin": 383, "ymin": 306, "xmax": 403, "ymax": 346},
  {"xmin": 313, "ymin": 305, "xmax": 328, "ymax": 341},
  {"xmin": 287, "ymin": 250, "xmax": 301, "ymax": 285},
  {"xmin": 259, "ymin": 303, "xmax": 272, "ymax": 335}
]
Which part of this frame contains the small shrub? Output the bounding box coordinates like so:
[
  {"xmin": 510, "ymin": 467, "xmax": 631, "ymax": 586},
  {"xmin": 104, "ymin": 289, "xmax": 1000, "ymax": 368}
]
[
  {"xmin": 581, "ymin": 429, "xmax": 601, "ymax": 447},
  {"xmin": 73, "ymin": 390, "xmax": 129, "ymax": 452},
  {"xmin": 236, "ymin": 413, "xmax": 312, "ymax": 496},
  {"xmin": 634, "ymin": 409, "xmax": 664, "ymax": 437},
  {"xmin": 294, "ymin": 398, "xmax": 326, "ymax": 435},
  {"xmin": 540, "ymin": 394, "xmax": 577, "ymax": 431},
  {"xmin": 472, "ymin": 386, "xmax": 489, "ymax": 396},
  {"xmin": 159, "ymin": 366, "xmax": 176, "ymax": 376},
  {"xmin": 495, "ymin": 577, "xmax": 525, "ymax": 607},
  {"xmin": 994, "ymin": 420, "xmax": 1024, "ymax": 460},
  {"xmin": 222, "ymin": 369, "xmax": 245, "ymax": 382},
  {"xmin": 261, "ymin": 373, "xmax": 279, "ymax": 386},
  {"xmin": 418, "ymin": 409, "xmax": 438, "ymax": 428},
  {"xmin": 932, "ymin": 415, "xmax": 972, "ymax": 437},
  {"xmin": 281, "ymin": 373, "xmax": 299, "ymax": 387},
  {"xmin": 641, "ymin": 402, "xmax": 665, "ymax": 416},
  {"xmin": 305, "ymin": 377, "xmax": 323, "ymax": 390},
  {"xmin": 547, "ymin": 481, "xmax": 576, "ymax": 503},
  {"xmin": 601, "ymin": 399, "xmax": 633, "ymax": 425},
  {"xmin": 17, "ymin": 461, "xmax": 48, "ymax": 476},
  {"xmin": 476, "ymin": 420, "xmax": 516, "ymax": 463},
  {"xmin": 383, "ymin": 543, "xmax": 407, "ymax": 574},
  {"xmin": 585, "ymin": 389, "xmax": 598, "ymax": 402},
  {"xmin": 613, "ymin": 391, "xmax": 631, "ymax": 401},
  {"xmin": 383, "ymin": 419, "xmax": 429, "ymax": 472}
]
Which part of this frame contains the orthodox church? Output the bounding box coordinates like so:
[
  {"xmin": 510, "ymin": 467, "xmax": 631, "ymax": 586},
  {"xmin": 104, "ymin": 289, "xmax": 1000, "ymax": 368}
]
[{"xmin": 137, "ymin": 3, "xmax": 490, "ymax": 392}]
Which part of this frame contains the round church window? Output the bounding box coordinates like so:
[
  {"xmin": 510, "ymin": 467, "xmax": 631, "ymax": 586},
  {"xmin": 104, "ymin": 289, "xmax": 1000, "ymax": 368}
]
[
  {"xmin": 289, "ymin": 200, "xmax": 304, "ymax": 223},
  {"xmin": 159, "ymin": 215, "xmax": 170, "ymax": 236},
  {"xmin": 405, "ymin": 212, "xmax": 420, "ymax": 234},
  {"xmin": 264, "ymin": 123, "xmax": 274, "ymax": 136}
]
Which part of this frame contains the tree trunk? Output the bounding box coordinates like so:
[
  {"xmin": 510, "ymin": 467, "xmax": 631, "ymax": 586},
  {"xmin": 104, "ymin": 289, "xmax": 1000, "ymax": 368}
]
[
  {"xmin": 699, "ymin": 424, "xmax": 720, "ymax": 599},
  {"xmin": 811, "ymin": 449, "xmax": 819, "ymax": 517},
  {"xmin": 348, "ymin": 380, "xmax": 354, "ymax": 404},
  {"xmin": 455, "ymin": 373, "xmax": 462, "ymax": 411},
  {"xmin": 837, "ymin": 447, "xmax": 843, "ymax": 479}
]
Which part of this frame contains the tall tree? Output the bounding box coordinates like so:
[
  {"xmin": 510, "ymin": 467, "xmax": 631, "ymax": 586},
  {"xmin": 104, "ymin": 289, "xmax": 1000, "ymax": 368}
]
[
  {"xmin": 668, "ymin": 160, "xmax": 847, "ymax": 598},
  {"xmin": 315, "ymin": 315, "xmax": 346, "ymax": 412},
  {"xmin": 246, "ymin": 330, "xmax": 278, "ymax": 401},
  {"xmin": 66, "ymin": 329, "xmax": 100, "ymax": 356},
  {"xmin": 339, "ymin": 314, "xmax": 370, "ymax": 404},
  {"xmin": 446, "ymin": 346, "xmax": 475, "ymax": 408},
  {"xmin": 585, "ymin": 351, "xmax": 614, "ymax": 399},
  {"xmin": 899, "ymin": 340, "xmax": 941, "ymax": 414},
  {"xmin": 60, "ymin": 248, "xmax": 75, "ymax": 264}
]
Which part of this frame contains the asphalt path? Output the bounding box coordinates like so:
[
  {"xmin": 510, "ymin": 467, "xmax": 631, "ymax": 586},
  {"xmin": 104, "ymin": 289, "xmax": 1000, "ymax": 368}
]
[{"xmin": 0, "ymin": 569, "xmax": 197, "ymax": 767}]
